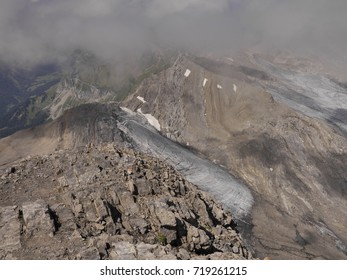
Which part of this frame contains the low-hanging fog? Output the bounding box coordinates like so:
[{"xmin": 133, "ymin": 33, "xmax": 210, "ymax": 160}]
[{"xmin": 0, "ymin": 0, "xmax": 346, "ymax": 65}]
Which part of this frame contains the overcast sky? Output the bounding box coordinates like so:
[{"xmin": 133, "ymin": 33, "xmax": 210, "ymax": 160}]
[{"xmin": 0, "ymin": 0, "xmax": 346, "ymax": 64}]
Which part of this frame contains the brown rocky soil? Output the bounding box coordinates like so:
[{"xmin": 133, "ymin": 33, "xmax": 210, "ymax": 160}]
[{"xmin": 123, "ymin": 54, "xmax": 347, "ymax": 259}]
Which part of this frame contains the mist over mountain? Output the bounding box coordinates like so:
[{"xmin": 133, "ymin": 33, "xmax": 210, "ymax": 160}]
[{"xmin": 1, "ymin": 0, "xmax": 347, "ymax": 65}]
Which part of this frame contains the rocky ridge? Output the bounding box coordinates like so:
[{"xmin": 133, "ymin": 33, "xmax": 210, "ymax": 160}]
[{"xmin": 0, "ymin": 144, "xmax": 251, "ymax": 260}]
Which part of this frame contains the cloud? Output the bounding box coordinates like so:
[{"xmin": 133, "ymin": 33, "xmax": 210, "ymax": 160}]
[{"xmin": 0, "ymin": 0, "xmax": 346, "ymax": 65}]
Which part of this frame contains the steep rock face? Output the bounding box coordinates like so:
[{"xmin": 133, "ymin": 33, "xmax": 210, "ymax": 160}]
[
  {"xmin": 123, "ymin": 55, "xmax": 347, "ymax": 259},
  {"xmin": 0, "ymin": 104, "xmax": 125, "ymax": 166},
  {"xmin": 0, "ymin": 144, "xmax": 251, "ymax": 260}
]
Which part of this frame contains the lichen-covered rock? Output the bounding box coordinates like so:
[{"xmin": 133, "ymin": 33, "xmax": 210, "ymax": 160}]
[
  {"xmin": 22, "ymin": 200, "xmax": 56, "ymax": 238},
  {"xmin": 110, "ymin": 241, "xmax": 136, "ymax": 260},
  {"xmin": 187, "ymin": 226, "xmax": 212, "ymax": 252},
  {"xmin": 0, "ymin": 206, "xmax": 21, "ymax": 254}
]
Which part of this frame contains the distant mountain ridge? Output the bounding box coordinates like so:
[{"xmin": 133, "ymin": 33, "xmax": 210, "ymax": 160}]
[{"xmin": 0, "ymin": 50, "xmax": 172, "ymax": 138}]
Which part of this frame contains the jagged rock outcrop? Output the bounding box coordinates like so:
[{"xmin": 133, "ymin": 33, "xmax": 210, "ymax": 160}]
[{"xmin": 0, "ymin": 144, "xmax": 251, "ymax": 260}]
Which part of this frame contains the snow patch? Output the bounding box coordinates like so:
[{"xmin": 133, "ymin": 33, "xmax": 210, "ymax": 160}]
[
  {"xmin": 233, "ymin": 84, "xmax": 237, "ymax": 92},
  {"xmin": 225, "ymin": 57, "xmax": 234, "ymax": 62},
  {"xmin": 120, "ymin": 106, "xmax": 136, "ymax": 116},
  {"xmin": 203, "ymin": 78, "xmax": 208, "ymax": 87},
  {"xmin": 217, "ymin": 84, "xmax": 223, "ymax": 89},
  {"xmin": 137, "ymin": 108, "xmax": 161, "ymax": 131},
  {"xmin": 137, "ymin": 96, "xmax": 146, "ymax": 103},
  {"xmin": 184, "ymin": 69, "xmax": 191, "ymax": 77}
]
